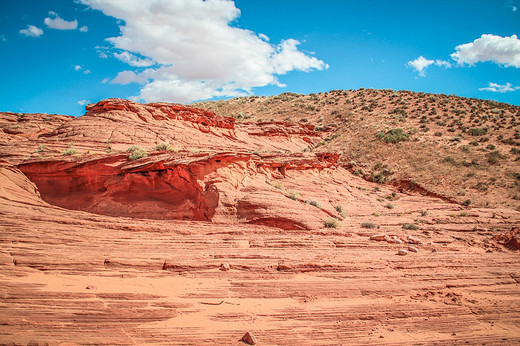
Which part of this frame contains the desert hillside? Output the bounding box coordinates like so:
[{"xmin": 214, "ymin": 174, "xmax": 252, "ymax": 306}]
[
  {"xmin": 0, "ymin": 96, "xmax": 519, "ymax": 345},
  {"xmin": 194, "ymin": 89, "xmax": 520, "ymax": 211}
]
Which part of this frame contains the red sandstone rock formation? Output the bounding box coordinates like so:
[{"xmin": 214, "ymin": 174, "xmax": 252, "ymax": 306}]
[{"xmin": 0, "ymin": 99, "xmax": 519, "ymax": 345}]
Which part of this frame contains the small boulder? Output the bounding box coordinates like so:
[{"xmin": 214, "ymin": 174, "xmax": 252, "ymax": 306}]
[
  {"xmin": 397, "ymin": 249, "xmax": 408, "ymax": 256},
  {"xmin": 219, "ymin": 263, "xmax": 230, "ymax": 271},
  {"xmin": 370, "ymin": 233, "xmax": 388, "ymax": 241},
  {"xmin": 408, "ymin": 246, "xmax": 418, "ymax": 253},
  {"xmin": 407, "ymin": 235, "xmax": 423, "ymax": 244},
  {"xmin": 241, "ymin": 331, "xmax": 257, "ymax": 345}
]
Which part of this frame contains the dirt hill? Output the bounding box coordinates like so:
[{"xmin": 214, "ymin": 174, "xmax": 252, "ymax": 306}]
[
  {"xmin": 0, "ymin": 96, "xmax": 519, "ymax": 344},
  {"xmin": 194, "ymin": 89, "xmax": 520, "ymax": 211}
]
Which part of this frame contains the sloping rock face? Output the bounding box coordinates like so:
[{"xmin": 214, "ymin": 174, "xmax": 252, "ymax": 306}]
[{"xmin": 1, "ymin": 99, "xmax": 520, "ymax": 345}]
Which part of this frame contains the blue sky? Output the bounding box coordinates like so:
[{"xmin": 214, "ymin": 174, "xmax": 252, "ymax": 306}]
[{"xmin": 1, "ymin": 0, "xmax": 519, "ymax": 116}]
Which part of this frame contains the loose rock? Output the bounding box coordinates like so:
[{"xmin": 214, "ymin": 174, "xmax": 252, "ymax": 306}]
[
  {"xmin": 408, "ymin": 246, "xmax": 418, "ymax": 253},
  {"xmin": 370, "ymin": 233, "xmax": 388, "ymax": 241},
  {"xmin": 219, "ymin": 263, "xmax": 230, "ymax": 271},
  {"xmin": 241, "ymin": 331, "xmax": 257, "ymax": 345},
  {"xmin": 397, "ymin": 249, "xmax": 408, "ymax": 256},
  {"xmin": 407, "ymin": 235, "xmax": 423, "ymax": 245}
]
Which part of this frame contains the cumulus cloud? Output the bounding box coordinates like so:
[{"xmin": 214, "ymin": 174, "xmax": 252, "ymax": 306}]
[
  {"xmin": 111, "ymin": 70, "xmax": 151, "ymax": 84},
  {"xmin": 79, "ymin": 0, "xmax": 328, "ymax": 103},
  {"xmin": 407, "ymin": 56, "xmax": 451, "ymax": 76},
  {"xmin": 44, "ymin": 12, "xmax": 78, "ymax": 30},
  {"xmin": 19, "ymin": 25, "xmax": 43, "ymax": 37},
  {"xmin": 113, "ymin": 52, "xmax": 154, "ymax": 67},
  {"xmin": 451, "ymin": 34, "xmax": 520, "ymax": 68},
  {"xmin": 78, "ymin": 100, "xmax": 90, "ymax": 105},
  {"xmin": 479, "ymin": 82, "xmax": 520, "ymax": 93},
  {"xmin": 75, "ymin": 65, "xmax": 91, "ymax": 74},
  {"xmin": 79, "ymin": 25, "xmax": 89, "ymax": 32}
]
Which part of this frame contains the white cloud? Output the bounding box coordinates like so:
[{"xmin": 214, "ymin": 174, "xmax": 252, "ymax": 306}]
[
  {"xmin": 44, "ymin": 12, "xmax": 78, "ymax": 30},
  {"xmin": 79, "ymin": 25, "xmax": 89, "ymax": 32},
  {"xmin": 19, "ymin": 25, "xmax": 43, "ymax": 37},
  {"xmin": 113, "ymin": 51, "xmax": 154, "ymax": 67},
  {"xmin": 79, "ymin": 0, "xmax": 327, "ymax": 103},
  {"xmin": 258, "ymin": 33, "xmax": 269, "ymax": 42},
  {"xmin": 78, "ymin": 100, "xmax": 90, "ymax": 105},
  {"xmin": 478, "ymin": 82, "xmax": 520, "ymax": 93},
  {"xmin": 407, "ymin": 56, "xmax": 451, "ymax": 76},
  {"xmin": 451, "ymin": 34, "xmax": 520, "ymax": 68},
  {"xmin": 75, "ymin": 65, "xmax": 91, "ymax": 74},
  {"xmin": 0, "ymin": 35, "xmax": 6, "ymax": 42},
  {"xmin": 111, "ymin": 70, "xmax": 150, "ymax": 85}
]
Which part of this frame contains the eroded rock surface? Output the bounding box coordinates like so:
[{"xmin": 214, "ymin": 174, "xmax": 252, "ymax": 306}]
[{"xmin": 1, "ymin": 99, "xmax": 519, "ymax": 345}]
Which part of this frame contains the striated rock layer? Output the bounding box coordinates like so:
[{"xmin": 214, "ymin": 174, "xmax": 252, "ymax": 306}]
[{"xmin": 0, "ymin": 99, "xmax": 519, "ymax": 345}]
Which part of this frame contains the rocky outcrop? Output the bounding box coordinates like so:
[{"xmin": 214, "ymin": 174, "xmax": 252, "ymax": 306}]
[
  {"xmin": 18, "ymin": 150, "xmax": 338, "ymax": 227},
  {"xmin": 85, "ymin": 98, "xmax": 235, "ymax": 129}
]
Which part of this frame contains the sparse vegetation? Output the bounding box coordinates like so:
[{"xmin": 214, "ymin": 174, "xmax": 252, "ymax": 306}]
[
  {"xmin": 193, "ymin": 89, "xmax": 520, "ymax": 210},
  {"xmin": 155, "ymin": 141, "xmax": 176, "ymax": 151},
  {"xmin": 61, "ymin": 148, "xmax": 77, "ymax": 156},
  {"xmin": 376, "ymin": 128, "xmax": 410, "ymax": 143},
  {"xmin": 305, "ymin": 200, "xmax": 322, "ymax": 208},
  {"xmin": 324, "ymin": 217, "xmax": 340, "ymax": 228},
  {"xmin": 402, "ymin": 223, "xmax": 419, "ymax": 230},
  {"xmin": 127, "ymin": 145, "xmax": 148, "ymax": 160},
  {"xmin": 35, "ymin": 144, "xmax": 46, "ymax": 153},
  {"xmin": 286, "ymin": 190, "xmax": 301, "ymax": 200},
  {"xmin": 361, "ymin": 222, "xmax": 377, "ymax": 229},
  {"xmin": 468, "ymin": 127, "xmax": 488, "ymax": 136},
  {"xmin": 487, "ymin": 150, "xmax": 504, "ymax": 165},
  {"xmin": 61, "ymin": 142, "xmax": 77, "ymax": 156},
  {"xmin": 335, "ymin": 205, "xmax": 347, "ymax": 218},
  {"xmin": 273, "ymin": 182, "xmax": 284, "ymax": 190}
]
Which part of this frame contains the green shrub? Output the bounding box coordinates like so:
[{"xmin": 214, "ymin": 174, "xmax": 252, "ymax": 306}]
[
  {"xmin": 61, "ymin": 148, "xmax": 77, "ymax": 156},
  {"xmin": 335, "ymin": 205, "xmax": 347, "ymax": 218},
  {"xmin": 468, "ymin": 127, "xmax": 487, "ymax": 136},
  {"xmin": 324, "ymin": 218, "xmax": 340, "ymax": 228},
  {"xmin": 443, "ymin": 156, "xmax": 457, "ymax": 165},
  {"xmin": 286, "ymin": 190, "xmax": 301, "ymax": 200},
  {"xmin": 487, "ymin": 150, "xmax": 503, "ymax": 165},
  {"xmin": 402, "ymin": 223, "xmax": 419, "ymax": 230},
  {"xmin": 155, "ymin": 142, "xmax": 176, "ymax": 151},
  {"xmin": 361, "ymin": 222, "xmax": 377, "ymax": 229},
  {"xmin": 127, "ymin": 145, "xmax": 145, "ymax": 152},
  {"xmin": 127, "ymin": 145, "xmax": 148, "ymax": 160},
  {"xmin": 128, "ymin": 149, "xmax": 148, "ymax": 161},
  {"xmin": 376, "ymin": 128, "xmax": 410, "ymax": 143},
  {"xmin": 305, "ymin": 200, "xmax": 322, "ymax": 208},
  {"xmin": 35, "ymin": 144, "xmax": 46, "ymax": 153}
]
